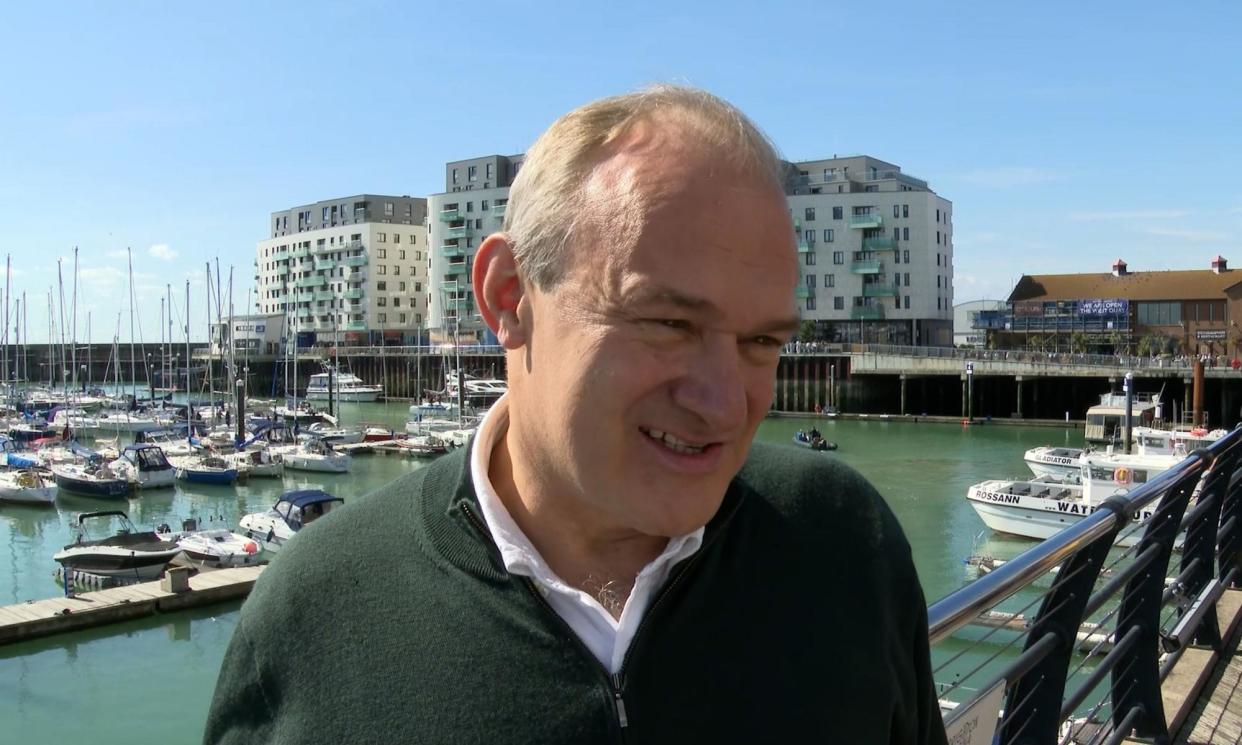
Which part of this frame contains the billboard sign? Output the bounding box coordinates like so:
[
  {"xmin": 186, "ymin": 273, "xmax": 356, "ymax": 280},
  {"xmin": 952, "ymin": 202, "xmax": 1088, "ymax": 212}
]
[{"xmin": 1078, "ymin": 298, "xmax": 1128, "ymax": 316}]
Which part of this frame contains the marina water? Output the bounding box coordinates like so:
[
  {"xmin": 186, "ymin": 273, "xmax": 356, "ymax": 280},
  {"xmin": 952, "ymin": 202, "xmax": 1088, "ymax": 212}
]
[{"xmin": 0, "ymin": 403, "xmax": 1076, "ymax": 742}]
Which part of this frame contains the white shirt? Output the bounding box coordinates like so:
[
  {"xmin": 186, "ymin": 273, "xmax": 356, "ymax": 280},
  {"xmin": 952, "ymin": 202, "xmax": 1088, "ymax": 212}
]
[{"xmin": 471, "ymin": 395, "xmax": 704, "ymax": 673}]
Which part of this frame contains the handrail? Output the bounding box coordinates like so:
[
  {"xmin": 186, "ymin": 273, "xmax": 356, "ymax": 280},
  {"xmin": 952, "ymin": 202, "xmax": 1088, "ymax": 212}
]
[{"xmin": 929, "ymin": 426, "xmax": 1242, "ymax": 743}]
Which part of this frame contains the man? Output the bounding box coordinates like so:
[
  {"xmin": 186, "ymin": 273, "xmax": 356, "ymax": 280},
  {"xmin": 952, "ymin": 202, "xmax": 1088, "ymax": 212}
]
[{"xmin": 205, "ymin": 86, "xmax": 946, "ymax": 744}]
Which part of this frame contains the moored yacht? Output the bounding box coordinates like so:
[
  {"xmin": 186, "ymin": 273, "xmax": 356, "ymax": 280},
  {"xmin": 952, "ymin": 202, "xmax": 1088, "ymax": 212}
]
[
  {"xmin": 53, "ymin": 511, "xmax": 182, "ymax": 580},
  {"xmin": 239, "ymin": 489, "xmax": 344, "ymax": 552},
  {"xmin": 305, "ymin": 367, "xmax": 383, "ymax": 402}
]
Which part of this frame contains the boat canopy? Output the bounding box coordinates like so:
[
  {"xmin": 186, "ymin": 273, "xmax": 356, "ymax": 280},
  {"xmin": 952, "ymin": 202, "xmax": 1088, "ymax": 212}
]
[
  {"xmin": 279, "ymin": 489, "xmax": 343, "ymax": 509},
  {"xmin": 122, "ymin": 443, "xmax": 172, "ymax": 470}
]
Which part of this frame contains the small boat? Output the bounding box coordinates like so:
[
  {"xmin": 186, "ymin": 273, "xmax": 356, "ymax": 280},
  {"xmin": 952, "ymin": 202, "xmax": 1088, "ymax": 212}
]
[
  {"xmin": 109, "ymin": 443, "xmax": 177, "ymax": 489},
  {"xmin": 1023, "ymin": 446, "xmax": 1084, "ymax": 479},
  {"xmin": 305, "ymin": 366, "xmax": 383, "ymax": 402},
  {"xmin": 0, "ymin": 434, "xmax": 40, "ymax": 468},
  {"xmin": 239, "ymin": 489, "xmax": 344, "ymax": 552},
  {"xmin": 280, "ymin": 438, "xmax": 351, "ymax": 473},
  {"xmin": 170, "ymin": 453, "xmax": 239, "ymax": 485},
  {"xmin": 53, "ymin": 510, "xmax": 182, "ymax": 580},
  {"xmin": 0, "ymin": 469, "xmax": 57, "ymax": 505},
  {"xmin": 225, "ymin": 448, "xmax": 284, "ymax": 478},
  {"xmin": 792, "ymin": 431, "xmax": 837, "ymax": 451},
  {"xmin": 52, "ymin": 460, "xmax": 135, "ymax": 499},
  {"xmin": 155, "ymin": 519, "xmax": 262, "ymax": 568}
]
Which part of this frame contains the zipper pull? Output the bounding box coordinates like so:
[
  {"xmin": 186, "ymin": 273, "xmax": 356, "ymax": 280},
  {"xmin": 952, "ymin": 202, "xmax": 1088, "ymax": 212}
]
[{"xmin": 612, "ymin": 673, "xmax": 628, "ymax": 728}]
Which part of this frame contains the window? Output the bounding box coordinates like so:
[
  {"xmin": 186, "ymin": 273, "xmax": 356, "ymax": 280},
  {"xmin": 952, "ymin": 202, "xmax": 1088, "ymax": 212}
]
[
  {"xmin": 904, "ymin": 272, "xmax": 910, "ymax": 285},
  {"xmin": 322, "ymin": 207, "xmax": 330, "ymax": 221},
  {"xmin": 823, "ymin": 229, "xmax": 834, "ymax": 243},
  {"xmin": 377, "ymin": 248, "xmax": 386, "ymax": 259},
  {"xmin": 394, "ymin": 234, "xmax": 401, "ymax": 244},
  {"xmin": 399, "ymin": 281, "xmax": 406, "ymax": 291},
  {"xmin": 466, "ymin": 201, "xmax": 474, "ymax": 213},
  {"xmin": 893, "ymin": 227, "xmax": 900, "ymax": 240},
  {"xmin": 410, "ymin": 234, "xmax": 417, "ymax": 245},
  {"xmin": 481, "ymin": 199, "xmax": 490, "ymax": 210},
  {"xmin": 834, "ymin": 296, "xmax": 844, "ymax": 310},
  {"xmin": 903, "ymin": 205, "xmax": 909, "ymax": 218},
  {"xmin": 377, "ymin": 297, "xmax": 387, "ymax": 307},
  {"xmin": 806, "ymin": 297, "xmax": 816, "ymax": 311},
  {"xmin": 893, "ymin": 205, "xmax": 900, "ymax": 218},
  {"xmin": 804, "ymin": 229, "xmax": 816, "ymax": 245},
  {"xmin": 452, "ymin": 168, "xmax": 459, "ymax": 185},
  {"xmin": 903, "ymin": 227, "xmax": 910, "ymax": 241},
  {"xmin": 833, "ymin": 251, "xmax": 844, "ymax": 265},
  {"xmin": 937, "ymin": 254, "xmax": 941, "ymax": 266},
  {"xmin": 468, "ymin": 165, "xmax": 477, "ymax": 182},
  {"xmin": 415, "ymin": 282, "xmax": 422, "ymax": 292},
  {"xmin": 832, "ymin": 206, "xmax": 843, "ymax": 220},
  {"xmin": 475, "ymin": 218, "xmax": 482, "ymax": 229},
  {"xmin": 410, "ymin": 266, "xmax": 416, "ymax": 276},
  {"xmin": 825, "ymin": 273, "xmax": 835, "ymax": 288},
  {"xmin": 378, "ymin": 313, "xmax": 387, "ymax": 323},
  {"xmin": 394, "ymin": 297, "xmax": 401, "ymax": 307},
  {"xmin": 904, "ymin": 250, "xmax": 910, "ymax": 263},
  {"xmin": 904, "ymin": 296, "xmax": 911, "ymax": 309},
  {"xmin": 384, "ymin": 202, "xmax": 394, "ymax": 216},
  {"xmin": 399, "ymin": 313, "xmax": 407, "ymax": 324},
  {"xmin": 416, "ymin": 314, "xmax": 422, "ymax": 324},
  {"xmin": 864, "ymin": 185, "xmax": 878, "ymax": 192},
  {"xmin": 936, "ymin": 209, "xmax": 940, "ymax": 222},
  {"xmin": 894, "ymin": 274, "xmax": 901, "ymax": 287},
  {"xmin": 399, "ymin": 250, "xmax": 406, "ymax": 260},
  {"xmin": 378, "ymin": 233, "xmax": 387, "ymax": 243},
  {"xmin": 937, "ymin": 276, "xmax": 941, "ymax": 288},
  {"xmin": 394, "ymin": 265, "xmax": 401, "ymax": 275},
  {"xmin": 804, "ymin": 252, "xmax": 816, "ymax": 266},
  {"xmin": 937, "ymin": 231, "xmax": 941, "ymax": 245},
  {"xmin": 377, "ymin": 265, "xmax": 387, "ymax": 275},
  {"xmin": 414, "ymin": 251, "xmax": 421, "ymax": 260},
  {"xmin": 805, "ymin": 207, "xmax": 815, "ymax": 221},
  {"xmin": 486, "ymin": 163, "xmax": 494, "ymax": 180}
]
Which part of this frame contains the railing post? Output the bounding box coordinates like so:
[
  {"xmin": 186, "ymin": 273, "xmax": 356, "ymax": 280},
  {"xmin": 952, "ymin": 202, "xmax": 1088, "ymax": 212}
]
[
  {"xmin": 1179, "ymin": 449, "xmax": 1231, "ymax": 648},
  {"xmin": 1111, "ymin": 470, "xmax": 1200, "ymax": 743},
  {"xmin": 999, "ymin": 515, "xmax": 1122, "ymax": 745},
  {"xmin": 1219, "ymin": 445, "xmax": 1242, "ymax": 589}
]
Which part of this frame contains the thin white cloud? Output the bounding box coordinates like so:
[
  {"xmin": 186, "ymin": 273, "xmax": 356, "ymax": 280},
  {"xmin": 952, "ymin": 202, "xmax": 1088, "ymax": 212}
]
[
  {"xmin": 105, "ymin": 248, "xmax": 129, "ymax": 259},
  {"xmin": 1142, "ymin": 227, "xmax": 1229, "ymax": 243},
  {"xmin": 954, "ymin": 167, "xmax": 1062, "ymax": 188},
  {"xmin": 78, "ymin": 266, "xmax": 127, "ymax": 285},
  {"xmin": 149, "ymin": 244, "xmax": 177, "ymax": 261},
  {"xmin": 1069, "ymin": 209, "xmax": 1192, "ymax": 221}
]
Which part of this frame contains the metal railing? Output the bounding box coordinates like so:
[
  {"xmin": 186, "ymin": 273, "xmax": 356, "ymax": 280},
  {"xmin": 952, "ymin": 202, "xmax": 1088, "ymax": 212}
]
[
  {"xmin": 779, "ymin": 342, "xmax": 1241, "ymax": 372},
  {"xmin": 929, "ymin": 427, "xmax": 1242, "ymax": 743}
]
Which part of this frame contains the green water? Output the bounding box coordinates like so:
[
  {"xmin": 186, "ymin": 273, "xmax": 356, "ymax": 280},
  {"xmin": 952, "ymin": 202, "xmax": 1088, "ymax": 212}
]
[{"xmin": 0, "ymin": 404, "xmax": 1083, "ymax": 741}]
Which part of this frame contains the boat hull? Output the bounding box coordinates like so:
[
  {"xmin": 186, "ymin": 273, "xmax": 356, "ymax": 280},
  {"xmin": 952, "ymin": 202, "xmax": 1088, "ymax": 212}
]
[
  {"xmin": 52, "ymin": 471, "xmax": 133, "ymax": 499},
  {"xmin": 305, "ymin": 389, "xmax": 381, "ymax": 402},
  {"xmin": 284, "ymin": 455, "xmax": 350, "ymax": 473},
  {"xmin": 0, "ymin": 485, "xmax": 57, "ymax": 505},
  {"xmin": 176, "ymin": 468, "xmax": 238, "ymax": 485},
  {"xmin": 967, "ymin": 485, "xmax": 1153, "ymax": 547},
  {"xmin": 54, "ymin": 547, "xmax": 181, "ymax": 580}
]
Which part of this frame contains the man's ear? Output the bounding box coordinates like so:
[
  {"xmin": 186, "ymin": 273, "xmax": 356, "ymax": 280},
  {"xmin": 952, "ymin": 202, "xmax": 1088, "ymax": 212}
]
[{"xmin": 473, "ymin": 233, "xmax": 529, "ymax": 350}]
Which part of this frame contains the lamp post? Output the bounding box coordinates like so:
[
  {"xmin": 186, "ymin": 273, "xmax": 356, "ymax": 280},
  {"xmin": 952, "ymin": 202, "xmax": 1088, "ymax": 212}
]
[{"xmin": 965, "ymin": 361, "xmax": 974, "ymax": 423}]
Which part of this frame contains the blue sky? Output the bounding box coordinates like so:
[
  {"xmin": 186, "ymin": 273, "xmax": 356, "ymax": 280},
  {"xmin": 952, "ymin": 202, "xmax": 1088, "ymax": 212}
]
[{"xmin": 1, "ymin": 1, "xmax": 1239, "ymax": 341}]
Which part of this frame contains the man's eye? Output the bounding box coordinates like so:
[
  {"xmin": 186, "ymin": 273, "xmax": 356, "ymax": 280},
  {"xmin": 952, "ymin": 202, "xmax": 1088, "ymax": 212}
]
[{"xmin": 647, "ymin": 318, "xmax": 691, "ymax": 331}]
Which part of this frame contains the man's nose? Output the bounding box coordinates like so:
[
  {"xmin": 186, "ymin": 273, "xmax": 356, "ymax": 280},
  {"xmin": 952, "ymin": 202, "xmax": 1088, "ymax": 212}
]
[{"xmin": 671, "ymin": 335, "xmax": 748, "ymax": 432}]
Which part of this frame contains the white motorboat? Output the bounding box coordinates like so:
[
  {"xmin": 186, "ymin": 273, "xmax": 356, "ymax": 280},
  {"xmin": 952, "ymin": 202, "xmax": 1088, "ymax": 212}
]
[
  {"xmin": 0, "ymin": 469, "xmax": 57, "ymax": 505},
  {"xmin": 1023, "ymin": 446, "xmax": 1086, "ymax": 479},
  {"xmin": 53, "ymin": 511, "xmax": 182, "ymax": 580},
  {"xmin": 968, "ymin": 450, "xmax": 1181, "ymax": 545},
  {"xmin": 1084, "ymin": 392, "xmax": 1159, "ymax": 444},
  {"xmin": 302, "ymin": 422, "xmax": 365, "ymax": 446},
  {"xmin": 239, "ymin": 489, "xmax": 344, "ymax": 552},
  {"xmin": 445, "ymin": 371, "xmax": 507, "ymax": 400},
  {"xmin": 225, "ymin": 448, "xmax": 284, "ymax": 478},
  {"xmin": 305, "ymin": 367, "xmax": 383, "ymax": 402},
  {"xmin": 155, "ymin": 519, "xmax": 262, "ymax": 568},
  {"xmin": 108, "ymin": 444, "xmax": 177, "ymax": 489},
  {"xmin": 278, "ymin": 438, "xmax": 351, "ymax": 473}
]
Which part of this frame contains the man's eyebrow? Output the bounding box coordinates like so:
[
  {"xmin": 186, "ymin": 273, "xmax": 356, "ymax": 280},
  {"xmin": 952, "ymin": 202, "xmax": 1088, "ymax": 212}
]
[{"xmin": 624, "ymin": 285, "xmax": 720, "ymax": 315}]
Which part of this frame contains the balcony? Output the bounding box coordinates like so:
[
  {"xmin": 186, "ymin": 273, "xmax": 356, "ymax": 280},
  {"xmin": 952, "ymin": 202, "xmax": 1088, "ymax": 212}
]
[
  {"xmin": 849, "ymin": 214, "xmax": 883, "ymax": 229},
  {"xmin": 341, "ymin": 255, "xmax": 367, "ymax": 267},
  {"xmin": 795, "ymin": 285, "xmax": 815, "ymax": 299},
  {"xmin": 442, "ymin": 280, "xmax": 460, "ymax": 293},
  {"xmin": 346, "ymin": 321, "xmax": 367, "ymax": 331},
  {"xmin": 446, "ymin": 226, "xmax": 471, "ymax": 239},
  {"xmin": 313, "ymin": 242, "xmax": 335, "ymax": 254},
  {"xmin": 314, "ymin": 259, "xmax": 336, "ymax": 271},
  {"xmin": 862, "ymin": 237, "xmax": 895, "ymax": 251},
  {"xmin": 797, "ymin": 241, "xmax": 814, "ymax": 254},
  {"xmin": 850, "ymin": 259, "xmax": 883, "ymax": 274},
  {"xmin": 492, "ymin": 204, "xmax": 507, "ymax": 217},
  {"xmin": 294, "ymin": 275, "xmax": 326, "ymax": 289},
  {"xmin": 441, "ymin": 245, "xmax": 466, "ymax": 259},
  {"xmin": 314, "ymin": 290, "xmax": 335, "ymax": 301},
  {"xmin": 343, "ymin": 288, "xmax": 364, "ymax": 300},
  {"xmin": 862, "ymin": 283, "xmax": 898, "ymax": 298},
  {"xmin": 438, "ymin": 208, "xmax": 461, "ymax": 222},
  {"xmin": 290, "ymin": 248, "xmax": 311, "ymax": 260},
  {"xmin": 445, "ymin": 263, "xmax": 469, "ymax": 277},
  {"xmin": 851, "ymin": 305, "xmax": 886, "ymax": 320},
  {"xmin": 272, "ymin": 249, "xmax": 289, "ymax": 260}
]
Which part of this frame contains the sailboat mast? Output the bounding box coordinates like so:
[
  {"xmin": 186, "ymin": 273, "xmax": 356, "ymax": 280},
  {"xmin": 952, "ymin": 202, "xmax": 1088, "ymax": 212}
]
[
  {"xmin": 126, "ymin": 248, "xmax": 137, "ymax": 399},
  {"xmin": 3, "ymin": 254, "xmax": 10, "ymax": 400},
  {"xmin": 185, "ymin": 281, "xmax": 191, "ymax": 444},
  {"xmin": 86, "ymin": 312, "xmax": 91, "ymax": 388},
  {"xmin": 71, "ymin": 247, "xmax": 78, "ymax": 391}
]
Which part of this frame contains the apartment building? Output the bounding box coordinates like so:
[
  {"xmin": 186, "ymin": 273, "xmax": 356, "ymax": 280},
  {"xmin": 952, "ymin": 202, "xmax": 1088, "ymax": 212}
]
[
  {"xmin": 254, "ymin": 195, "xmax": 429, "ymax": 345},
  {"xmin": 425, "ymin": 155, "xmax": 522, "ymax": 337},
  {"xmin": 424, "ymin": 153, "xmax": 952, "ymax": 345},
  {"xmin": 785, "ymin": 155, "xmax": 953, "ymax": 346}
]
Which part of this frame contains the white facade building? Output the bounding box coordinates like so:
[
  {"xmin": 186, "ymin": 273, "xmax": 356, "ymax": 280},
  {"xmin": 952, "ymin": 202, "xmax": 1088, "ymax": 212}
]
[{"xmin": 254, "ymin": 195, "xmax": 429, "ymax": 345}]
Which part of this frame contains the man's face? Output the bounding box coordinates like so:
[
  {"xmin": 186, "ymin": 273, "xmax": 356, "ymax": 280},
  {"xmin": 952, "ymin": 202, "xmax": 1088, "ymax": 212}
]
[{"xmin": 508, "ymin": 140, "xmax": 799, "ymax": 538}]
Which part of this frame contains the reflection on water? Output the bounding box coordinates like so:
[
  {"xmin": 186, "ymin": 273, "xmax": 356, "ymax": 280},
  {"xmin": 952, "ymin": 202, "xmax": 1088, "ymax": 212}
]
[{"xmin": 0, "ymin": 401, "xmax": 1084, "ymax": 742}]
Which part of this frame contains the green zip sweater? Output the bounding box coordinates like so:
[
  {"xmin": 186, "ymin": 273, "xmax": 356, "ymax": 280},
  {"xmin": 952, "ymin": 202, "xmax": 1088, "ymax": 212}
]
[{"xmin": 205, "ymin": 441, "xmax": 947, "ymax": 744}]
